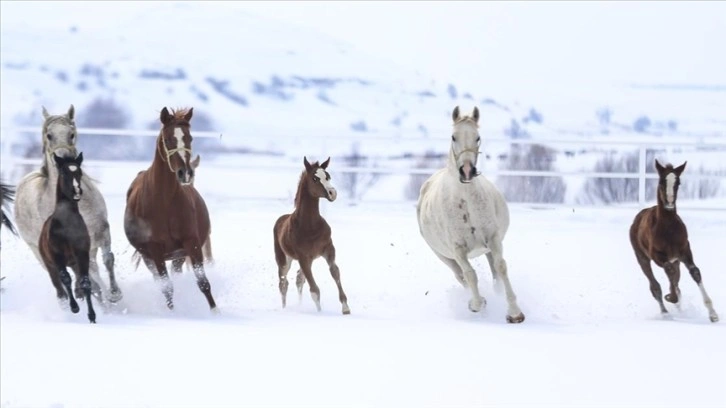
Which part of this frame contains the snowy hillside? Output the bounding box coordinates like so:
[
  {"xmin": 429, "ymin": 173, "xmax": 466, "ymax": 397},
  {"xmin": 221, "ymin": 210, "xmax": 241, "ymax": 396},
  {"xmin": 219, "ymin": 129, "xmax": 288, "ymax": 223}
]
[
  {"xmin": 2, "ymin": 1, "xmax": 725, "ymax": 155},
  {"xmin": 1, "ymin": 1, "xmax": 725, "ymax": 207}
]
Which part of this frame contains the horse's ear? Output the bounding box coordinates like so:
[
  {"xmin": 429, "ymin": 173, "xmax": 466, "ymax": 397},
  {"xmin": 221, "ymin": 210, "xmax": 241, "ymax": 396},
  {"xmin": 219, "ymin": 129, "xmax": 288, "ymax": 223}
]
[
  {"xmin": 53, "ymin": 153, "xmax": 64, "ymax": 168},
  {"xmin": 42, "ymin": 106, "xmax": 50, "ymax": 120},
  {"xmin": 67, "ymin": 104, "xmax": 75, "ymax": 121},
  {"xmin": 76, "ymin": 152, "xmax": 84, "ymax": 166},
  {"xmin": 472, "ymin": 106, "xmax": 480, "ymax": 123},
  {"xmin": 303, "ymin": 156, "xmax": 313, "ymax": 173},
  {"xmin": 191, "ymin": 154, "xmax": 201, "ymax": 169},
  {"xmin": 160, "ymin": 107, "xmax": 171, "ymax": 125},
  {"xmin": 321, "ymin": 157, "xmax": 330, "ymax": 169},
  {"xmin": 184, "ymin": 107, "xmax": 194, "ymax": 122},
  {"xmin": 452, "ymin": 106, "xmax": 460, "ymax": 122},
  {"xmin": 674, "ymin": 161, "xmax": 687, "ymax": 176},
  {"xmin": 654, "ymin": 159, "xmax": 665, "ymax": 175}
]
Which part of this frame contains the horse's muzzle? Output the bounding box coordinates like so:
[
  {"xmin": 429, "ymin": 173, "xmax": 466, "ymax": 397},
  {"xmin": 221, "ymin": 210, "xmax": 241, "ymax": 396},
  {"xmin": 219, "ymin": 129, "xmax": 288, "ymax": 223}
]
[
  {"xmin": 177, "ymin": 168, "xmax": 194, "ymax": 186},
  {"xmin": 326, "ymin": 188, "xmax": 338, "ymax": 202},
  {"xmin": 459, "ymin": 162, "xmax": 480, "ymax": 183}
]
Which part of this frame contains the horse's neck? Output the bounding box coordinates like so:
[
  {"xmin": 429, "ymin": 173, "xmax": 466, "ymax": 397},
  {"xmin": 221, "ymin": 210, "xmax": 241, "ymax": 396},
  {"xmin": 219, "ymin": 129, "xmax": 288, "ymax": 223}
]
[
  {"xmin": 147, "ymin": 146, "xmax": 180, "ymax": 198},
  {"xmin": 446, "ymin": 146, "xmax": 458, "ymax": 173},
  {"xmin": 42, "ymin": 153, "xmax": 60, "ymax": 196},
  {"xmin": 655, "ymin": 195, "xmax": 677, "ymax": 221},
  {"xmin": 54, "ymin": 182, "xmax": 78, "ymax": 213},
  {"xmin": 293, "ymin": 192, "xmax": 322, "ymax": 226}
]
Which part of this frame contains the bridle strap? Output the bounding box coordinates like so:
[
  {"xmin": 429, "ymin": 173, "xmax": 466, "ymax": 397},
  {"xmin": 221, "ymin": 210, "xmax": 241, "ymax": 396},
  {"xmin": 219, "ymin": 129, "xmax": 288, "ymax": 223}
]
[
  {"xmin": 453, "ymin": 147, "xmax": 481, "ymax": 161},
  {"xmin": 159, "ymin": 136, "xmax": 192, "ymax": 173}
]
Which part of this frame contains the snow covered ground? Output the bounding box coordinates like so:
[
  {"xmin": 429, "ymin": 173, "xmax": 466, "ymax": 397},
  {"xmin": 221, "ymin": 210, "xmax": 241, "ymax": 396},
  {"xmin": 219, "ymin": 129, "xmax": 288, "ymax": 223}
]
[{"xmin": 1, "ymin": 164, "xmax": 725, "ymax": 408}]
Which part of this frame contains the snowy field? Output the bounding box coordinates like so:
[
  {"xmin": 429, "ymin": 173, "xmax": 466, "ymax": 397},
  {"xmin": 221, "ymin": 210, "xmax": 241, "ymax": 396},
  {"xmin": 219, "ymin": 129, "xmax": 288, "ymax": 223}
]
[{"xmin": 1, "ymin": 164, "xmax": 725, "ymax": 408}]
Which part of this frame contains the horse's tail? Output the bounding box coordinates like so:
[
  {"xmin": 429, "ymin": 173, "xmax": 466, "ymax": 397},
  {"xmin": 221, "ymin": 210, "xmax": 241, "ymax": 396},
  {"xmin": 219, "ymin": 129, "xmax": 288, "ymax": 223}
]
[{"xmin": 0, "ymin": 181, "xmax": 18, "ymax": 236}]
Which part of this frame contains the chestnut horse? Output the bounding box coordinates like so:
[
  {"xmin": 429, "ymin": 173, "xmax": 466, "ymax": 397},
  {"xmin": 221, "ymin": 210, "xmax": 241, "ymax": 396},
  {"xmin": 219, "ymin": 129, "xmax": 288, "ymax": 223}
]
[
  {"xmin": 273, "ymin": 157, "xmax": 350, "ymax": 315},
  {"xmin": 124, "ymin": 107, "xmax": 217, "ymax": 312},
  {"xmin": 629, "ymin": 159, "xmax": 718, "ymax": 322},
  {"xmin": 39, "ymin": 152, "xmax": 97, "ymax": 323}
]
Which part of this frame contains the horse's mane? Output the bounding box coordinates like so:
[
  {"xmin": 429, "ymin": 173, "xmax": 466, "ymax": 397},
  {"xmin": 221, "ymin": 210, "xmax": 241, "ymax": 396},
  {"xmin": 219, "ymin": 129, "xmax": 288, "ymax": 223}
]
[
  {"xmin": 164, "ymin": 107, "xmax": 193, "ymax": 127},
  {"xmin": 454, "ymin": 116, "xmax": 479, "ymax": 128},
  {"xmin": 293, "ymin": 169, "xmax": 310, "ymax": 209}
]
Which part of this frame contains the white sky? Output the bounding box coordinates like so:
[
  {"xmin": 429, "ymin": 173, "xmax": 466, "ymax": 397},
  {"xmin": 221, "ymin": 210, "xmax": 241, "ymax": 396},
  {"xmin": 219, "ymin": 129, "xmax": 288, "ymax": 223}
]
[{"xmin": 225, "ymin": 1, "xmax": 726, "ymax": 88}]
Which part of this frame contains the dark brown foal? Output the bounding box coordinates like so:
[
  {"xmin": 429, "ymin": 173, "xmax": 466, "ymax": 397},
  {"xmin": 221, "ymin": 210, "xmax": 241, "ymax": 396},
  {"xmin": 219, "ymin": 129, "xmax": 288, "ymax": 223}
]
[
  {"xmin": 273, "ymin": 156, "xmax": 350, "ymax": 315},
  {"xmin": 629, "ymin": 159, "xmax": 718, "ymax": 322}
]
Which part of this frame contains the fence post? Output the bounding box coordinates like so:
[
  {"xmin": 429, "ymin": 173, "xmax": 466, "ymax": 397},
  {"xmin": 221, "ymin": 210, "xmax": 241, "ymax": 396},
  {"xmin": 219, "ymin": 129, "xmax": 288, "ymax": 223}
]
[{"xmin": 638, "ymin": 144, "xmax": 647, "ymax": 206}]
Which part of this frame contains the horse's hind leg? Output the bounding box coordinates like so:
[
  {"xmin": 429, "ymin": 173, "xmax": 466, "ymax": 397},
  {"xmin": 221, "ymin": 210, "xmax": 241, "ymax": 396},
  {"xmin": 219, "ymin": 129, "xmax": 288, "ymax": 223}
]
[
  {"xmin": 100, "ymin": 234, "xmax": 123, "ymax": 303},
  {"xmin": 486, "ymin": 252, "xmax": 503, "ymax": 294},
  {"xmin": 452, "ymin": 250, "xmax": 485, "ymax": 313},
  {"xmin": 633, "ymin": 248, "xmax": 668, "ymax": 315},
  {"xmin": 487, "ymin": 238, "xmax": 524, "ymax": 323},
  {"xmin": 295, "ymin": 269, "xmax": 306, "ymax": 302},
  {"xmin": 680, "ymin": 243, "xmax": 718, "ymax": 323},
  {"xmin": 323, "ymin": 243, "xmax": 350, "ymax": 315},
  {"xmin": 171, "ymin": 258, "xmax": 185, "ymax": 274},
  {"xmin": 434, "ymin": 251, "xmax": 467, "ymax": 289},
  {"xmin": 274, "ymin": 234, "xmax": 292, "ymax": 308}
]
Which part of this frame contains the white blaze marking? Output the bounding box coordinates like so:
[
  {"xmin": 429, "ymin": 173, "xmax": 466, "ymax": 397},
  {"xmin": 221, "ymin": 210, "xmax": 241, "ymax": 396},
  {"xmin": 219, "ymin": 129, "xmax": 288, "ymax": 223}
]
[
  {"xmin": 315, "ymin": 168, "xmax": 335, "ymax": 194},
  {"xmin": 174, "ymin": 127, "xmax": 187, "ymax": 161},
  {"xmin": 665, "ymin": 172, "xmax": 676, "ymax": 203},
  {"xmin": 68, "ymin": 165, "xmax": 77, "ymax": 171},
  {"xmin": 72, "ymin": 177, "xmax": 81, "ymax": 195}
]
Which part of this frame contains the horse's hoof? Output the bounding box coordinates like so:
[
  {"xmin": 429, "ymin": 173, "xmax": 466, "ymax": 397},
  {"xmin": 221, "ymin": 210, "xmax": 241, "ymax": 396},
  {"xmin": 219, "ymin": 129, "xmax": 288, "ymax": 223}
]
[
  {"xmin": 70, "ymin": 304, "xmax": 80, "ymax": 314},
  {"xmin": 342, "ymin": 305, "xmax": 351, "ymax": 315},
  {"xmin": 665, "ymin": 294, "xmax": 679, "ymax": 304},
  {"xmin": 211, "ymin": 307, "xmax": 221, "ymax": 315},
  {"xmin": 710, "ymin": 314, "xmax": 719, "ymax": 323},
  {"xmin": 468, "ymin": 298, "xmax": 484, "ymax": 313},
  {"xmin": 506, "ymin": 313, "xmax": 525, "ymax": 324},
  {"xmin": 108, "ymin": 290, "xmax": 123, "ymax": 303}
]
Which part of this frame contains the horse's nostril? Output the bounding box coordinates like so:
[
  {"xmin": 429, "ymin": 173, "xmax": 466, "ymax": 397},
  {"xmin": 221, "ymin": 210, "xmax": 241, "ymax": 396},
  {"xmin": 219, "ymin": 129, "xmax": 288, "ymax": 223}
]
[{"xmin": 177, "ymin": 169, "xmax": 184, "ymax": 179}]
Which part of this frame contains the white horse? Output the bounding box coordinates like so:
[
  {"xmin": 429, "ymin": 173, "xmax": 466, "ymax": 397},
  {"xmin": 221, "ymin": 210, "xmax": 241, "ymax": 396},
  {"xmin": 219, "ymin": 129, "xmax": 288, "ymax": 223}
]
[
  {"xmin": 416, "ymin": 106, "xmax": 525, "ymax": 323},
  {"xmin": 14, "ymin": 105, "xmax": 123, "ymax": 304}
]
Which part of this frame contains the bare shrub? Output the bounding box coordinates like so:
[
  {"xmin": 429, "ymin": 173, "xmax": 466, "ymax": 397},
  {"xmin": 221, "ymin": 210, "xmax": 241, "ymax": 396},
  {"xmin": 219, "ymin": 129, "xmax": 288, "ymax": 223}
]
[
  {"xmin": 340, "ymin": 142, "xmax": 384, "ymax": 202},
  {"xmin": 680, "ymin": 165, "xmax": 724, "ymax": 200},
  {"xmin": 577, "ymin": 150, "xmax": 657, "ymax": 205},
  {"xmin": 497, "ymin": 143, "xmax": 566, "ymax": 203},
  {"xmin": 77, "ymin": 97, "xmax": 134, "ymax": 160}
]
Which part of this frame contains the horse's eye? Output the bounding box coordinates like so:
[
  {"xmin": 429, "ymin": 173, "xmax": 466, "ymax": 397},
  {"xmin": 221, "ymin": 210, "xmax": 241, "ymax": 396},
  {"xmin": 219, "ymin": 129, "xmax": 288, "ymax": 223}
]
[
  {"xmin": 476, "ymin": 136, "xmax": 481, "ymax": 143},
  {"xmin": 46, "ymin": 133, "xmax": 53, "ymax": 140},
  {"xmin": 70, "ymin": 133, "xmax": 75, "ymax": 140},
  {"xmin": 313, "ymin": 176, "xmax": 319, "ymax": 182},
  {"xmin": 451, "ymin": 135, "xmax": 456, "ymax": 141}
]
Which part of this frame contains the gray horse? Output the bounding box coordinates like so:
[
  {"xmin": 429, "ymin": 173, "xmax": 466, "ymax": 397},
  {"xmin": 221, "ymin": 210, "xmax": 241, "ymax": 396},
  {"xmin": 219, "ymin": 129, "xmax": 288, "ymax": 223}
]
[{"xmin": 14, "ymin": 105, "xmax": 122, "ymax": 303}]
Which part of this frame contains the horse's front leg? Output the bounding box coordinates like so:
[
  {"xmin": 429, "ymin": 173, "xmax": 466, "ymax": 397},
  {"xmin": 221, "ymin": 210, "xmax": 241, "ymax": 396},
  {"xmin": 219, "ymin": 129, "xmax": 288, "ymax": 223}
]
[
  {"xmin": 75, "ymin": 249, "xmax": 96, "ymax": 323},
  {"xmin": 663, "ymin": 261, "xmax": 682, "ymax": 308},
  {"xmin": 184, "ymin": 239, "xmax": 217, "ymax": 312},
  {"xmin": 298, "ymin": 257, "xmax": 321, "ymax": 312},
  {"xmin": 681, "ymin": 243, "xmax": 718, "ymax": 323},
  {"xmin": 142, "ymin": 246, "xmax": 174, "ymax": 310},
  {"xmin": 51, "ymin": 253, "xmax": 80, "ymax": 314},
  {"xmin": 100, "ymin": 237, "xmax": 123, "ymax": 303},
  {"xmin": 452, "ymin": 249, "xmax": 485, "ymax": 313},
  {"xmin": 487, "ymin": 238, "xmax": 524, "ymax": 323},
  {"xmin": 323, "ymin": 243, "xmax": 350, "ymax": 315}
]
